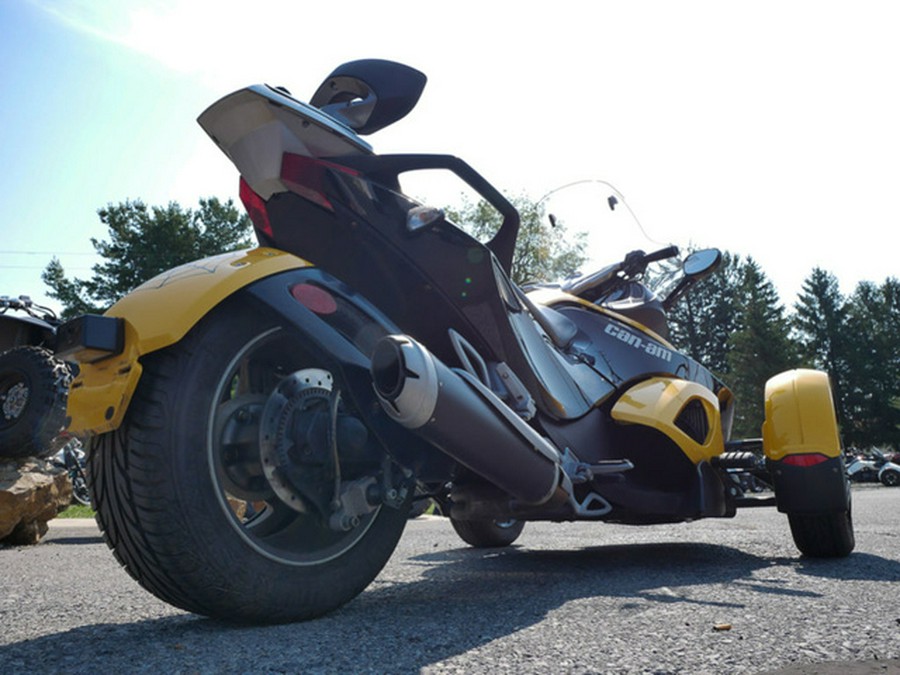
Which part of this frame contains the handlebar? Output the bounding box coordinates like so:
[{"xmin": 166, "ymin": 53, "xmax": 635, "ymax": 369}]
[
  {"xmin": 644, "ymin": 245, "xmax": 680, "ymax": 265},
  {"xmin": 562, "ymin": 245, "xmax": 679, "ymax": 299},
  {"xmin": 0, "ymin": 295, "xmax": 57, "ymax": 321}
]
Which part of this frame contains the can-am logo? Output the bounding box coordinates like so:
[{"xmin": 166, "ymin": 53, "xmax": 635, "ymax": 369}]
[{"xmin": 605, "ymin": 323, "xmax": 673, "ymax": 362}]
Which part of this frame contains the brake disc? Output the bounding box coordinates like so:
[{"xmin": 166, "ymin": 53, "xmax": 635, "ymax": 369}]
[{"xmin": 259, "ymin": 368, "xmax": 335, "ymax": 514}]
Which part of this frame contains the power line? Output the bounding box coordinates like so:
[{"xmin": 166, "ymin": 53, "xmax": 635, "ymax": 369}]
[
  {"xmin": 0, "ymin": 250, "xmax": 97, "ymax": 256},
  {"xmin": 1, "ymin": 265, "xmax": 94, "ymax": 270}
]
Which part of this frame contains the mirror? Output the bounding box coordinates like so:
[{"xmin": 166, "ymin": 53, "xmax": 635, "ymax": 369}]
[{"xmin": 683, "ymin": 248, "xmax": 722, "ymax": 278}]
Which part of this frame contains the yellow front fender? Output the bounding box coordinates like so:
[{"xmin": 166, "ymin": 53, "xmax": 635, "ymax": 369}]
[
  {"xmin": 66, "ymin": 247, "xmax": 311, "ymax": 435},
  {"xmin": 762, "ymin": 369, "xmax": 841, "ymax": 461}
]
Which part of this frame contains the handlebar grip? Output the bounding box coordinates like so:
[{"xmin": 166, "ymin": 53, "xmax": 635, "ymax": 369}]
[{"xmin": 645, "ymin": 245, "xmax": 680, "ymax": 264}]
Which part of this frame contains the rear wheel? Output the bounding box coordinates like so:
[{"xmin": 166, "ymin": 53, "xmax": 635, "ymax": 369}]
[
  {"xmin": 0, "ymin": 346, "xmax": 70, "ymax": 459},
  {"xmin": 89, "ymin": 298, "xmax": 411, "ymax": 623},
  {"xmin": 450, "ymin": 517, "xmax": 525, "ymax": 548}
]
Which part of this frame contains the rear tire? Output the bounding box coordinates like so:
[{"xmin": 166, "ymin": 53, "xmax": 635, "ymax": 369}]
[
  {"xmin": 787, "ymin": 501, "xmax": 855, "ymax": 558},
  {"xmin": 451, "ymin": 517, "xmax": 525, "ymax": 548},
  {"xmin": 0, "ymin": 346, "xmax": 70, "ymax": 459},
  {"xmin": 89, "ymin": 297, "xmax": 409, "ymax": 623}
]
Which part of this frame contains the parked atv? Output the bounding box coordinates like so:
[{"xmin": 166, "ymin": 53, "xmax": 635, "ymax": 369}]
[{"xmin": 0, "ymin": 296, "xmax": 71, "ymax": 459}]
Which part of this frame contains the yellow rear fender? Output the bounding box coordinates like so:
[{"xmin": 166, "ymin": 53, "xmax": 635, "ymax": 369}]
[
  {"xmin": 611, "ymin": 377, "xmax": 725, "ymax": 464},
  {"xmin": 63, "ymin": 248, "xmax": 312, "ymax": 435},
  {"xmin": 762, "ymin": 369, "xmax": 841, "ymax": 461}
]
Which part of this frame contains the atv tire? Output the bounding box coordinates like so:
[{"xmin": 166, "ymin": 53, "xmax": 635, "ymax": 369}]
[
  {"xmin": 787, "ymin": 501, "xmax": 854, "ymax": 558},
  {"xmin": 451, "ymin": 517, "xmax": 525, "ymax": 548},
  {"xmin": 0, "ymin": 346, "xmax": 70, "ymax": 459}
]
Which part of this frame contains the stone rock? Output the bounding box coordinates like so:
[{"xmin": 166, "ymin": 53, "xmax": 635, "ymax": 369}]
[{"xmin": 0, "ymin": 458, "xmax": 72, "ymax": 545}]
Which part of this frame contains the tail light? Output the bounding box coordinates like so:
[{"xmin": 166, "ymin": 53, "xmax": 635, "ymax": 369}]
[
  {"xmin": 239, "ymin": 178, "xmax": 273, "ymax": 239},
  {"xmin": 280, "ymin": 154, "xmax": 360, "ymax": 212},
  {"xmin": 239, "ymin": 154, "xmax": 362, "ymax": 239},
  {"xmin": 781, "ymin": 453, "xmax": 830, "ymax": 467}
]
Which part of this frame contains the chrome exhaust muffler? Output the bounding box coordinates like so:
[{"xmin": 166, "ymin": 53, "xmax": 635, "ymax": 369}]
[{"xmin": 371, "ymin": 335, "xmax": 562, "ymax": 505}]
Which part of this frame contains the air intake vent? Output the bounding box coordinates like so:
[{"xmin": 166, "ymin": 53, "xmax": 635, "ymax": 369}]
[{"xmin": 675, "ymin": 399, "xmax": 709, "ymax": 444}]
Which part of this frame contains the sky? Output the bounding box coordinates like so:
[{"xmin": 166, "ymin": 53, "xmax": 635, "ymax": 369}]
[{"xmin": 1, "ymin": 0, "xmax": 898, "ymax": 315}]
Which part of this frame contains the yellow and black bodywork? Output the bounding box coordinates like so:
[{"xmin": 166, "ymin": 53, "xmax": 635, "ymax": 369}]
[
  {"xmin": 46, "ymin": 61, "xmax": 855, "ymax": 628},
  {"xmin": 521, "ymin": 287, "xmax": 736, "ymax": 523},
  {"xmin": 54, "ymin": 150, "xmax": 842, "ymax": 530}
]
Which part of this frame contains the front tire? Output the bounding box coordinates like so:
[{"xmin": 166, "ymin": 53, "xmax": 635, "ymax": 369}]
[
  {"xmin": 89, "ymin": 298, "xmax": 410, "ymax": 623},
  {"xmin": 881, "ymin": 469, "xmax": 900, "ymax": 487},
  {"xmin": 788, "ymin": 502, "xmax": 855, "ymax": 558},
  {"xmin": 0, "ymin": 346, "xmax": 70, "ymax": 459}
]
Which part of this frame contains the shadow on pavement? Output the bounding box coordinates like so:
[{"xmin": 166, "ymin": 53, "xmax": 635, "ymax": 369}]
[{"xmin": 4, "ymin": 539, "xmax": 898, "ymax": 672}]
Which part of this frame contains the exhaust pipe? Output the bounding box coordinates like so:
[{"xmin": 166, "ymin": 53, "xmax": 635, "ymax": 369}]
[{"xmin": 371, "ymin": 335, "xmax": 562, "ymax": 505}]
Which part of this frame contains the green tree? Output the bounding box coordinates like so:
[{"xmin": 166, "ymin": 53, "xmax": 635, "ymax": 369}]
[
  {"xmin": 842, "ymin": 278, "xmax": 900, "ymax": 448},
  {"xmin": 793, "ymin": 267, "xmax": 851, "ymax": 428},
  {"xmin": 726, "ymin": 257, "xmax": 798, "ymax": 438},
  {"xmin": 43, "ymin": 198, "xmax": 253, "ymax": 318},
  {"xmin": 666, "ymin": 250, "xmax": 742, "ymax": 377},
  {"xmin": 445, "ymin": 195, "xmax": 587, "ymax": 285}
]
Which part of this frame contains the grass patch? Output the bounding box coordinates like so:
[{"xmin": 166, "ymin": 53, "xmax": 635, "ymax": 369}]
[{"xmin": 58, "ymin": 504, "xmax": 95, "ymax": 519}]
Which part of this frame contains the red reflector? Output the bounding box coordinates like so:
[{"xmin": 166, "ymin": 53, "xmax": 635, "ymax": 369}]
[
  {"xmin": 239, "ymin": 178, "xmax": 273, "ymax": 238},
  {"xmin": 782, "ymin": 453, "xmax": 829, "ymax": 467},
  {"xmin": 291, "ymin": 283, "xmax": 338, "ymax": 315}
]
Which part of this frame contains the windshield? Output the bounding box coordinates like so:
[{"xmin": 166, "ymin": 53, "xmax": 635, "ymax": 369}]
[{"xmin": 538, "ymin": 180, "xmax": 680, "ymax": 291}]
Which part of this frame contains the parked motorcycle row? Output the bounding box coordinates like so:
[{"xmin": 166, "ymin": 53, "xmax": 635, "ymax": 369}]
[
  {"xmin": 845, "ymin": 448, "xmax": 900, "ymax": 487},
  {"xmin": 0, "ymin": 59, "xmax": 881, "ymax": 623}
]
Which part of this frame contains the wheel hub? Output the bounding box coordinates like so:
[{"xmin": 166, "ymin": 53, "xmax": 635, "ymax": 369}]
[
  {"xmin": 214, "ymin": 394, "xmax": 274, "ymax": 501},
  {"xmin": 2, "ymin": 381, "xmax": 28, "ymax": 421},
  {"xmin": 260, "ymin": 369, "xmax": 336, "ymax": 514}
]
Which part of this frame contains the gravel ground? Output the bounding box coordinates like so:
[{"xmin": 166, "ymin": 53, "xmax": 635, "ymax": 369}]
[{"xmin": 0, "ymin": 485, "xmax": 897, "ymax": 674}]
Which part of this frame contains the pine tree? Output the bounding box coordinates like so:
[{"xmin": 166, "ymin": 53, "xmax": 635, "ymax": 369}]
[
  {"xmin": 726, "ymin": 258, "xmax": 798, "ymax": 438},
  {"xmin": 666, "ymin": 250, "xmax": 741, "ymax": 377},
  {"xmin": 793, "ymin": 267, "xmax": 851, "ymax": 429},
  {"xmin": 842, "ymin": 279, "xmax": 900, "ymax": 448}
]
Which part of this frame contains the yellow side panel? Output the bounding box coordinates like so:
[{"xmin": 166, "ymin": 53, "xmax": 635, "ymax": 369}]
[
  {"xmin": 762, "ymin": 369, "xmax": 841, "ymax": 461},
  {"xmin": 66, "ymin": 247, "xmax": 311, "ymax": 435},
  {"xmin": 611, "ymin": 377, "xmax": 724, "ymax": 464}
]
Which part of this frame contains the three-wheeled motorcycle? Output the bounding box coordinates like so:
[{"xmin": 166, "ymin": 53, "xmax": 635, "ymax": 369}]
[{"xmin": 56, "ymin": 59, "xmax": 853, "ymax": 624}]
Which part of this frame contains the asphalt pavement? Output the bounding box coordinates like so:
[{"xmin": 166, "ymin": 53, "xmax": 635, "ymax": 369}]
[{"xmin": 0, "ymin": 485, "xmax": 898, "ymax": 674}]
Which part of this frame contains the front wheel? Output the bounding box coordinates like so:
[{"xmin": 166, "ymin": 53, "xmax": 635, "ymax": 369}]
[
  {"xmin": 89, "ymin": 297, "xmax": 410, "ymax": 623},
  {"xmin": 450, "ymin": 517, "xmax": 525, "ymax": 548},
  {"xmin": 788, "ymin": 502, "xmax": 855, "ymax": 558}
]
